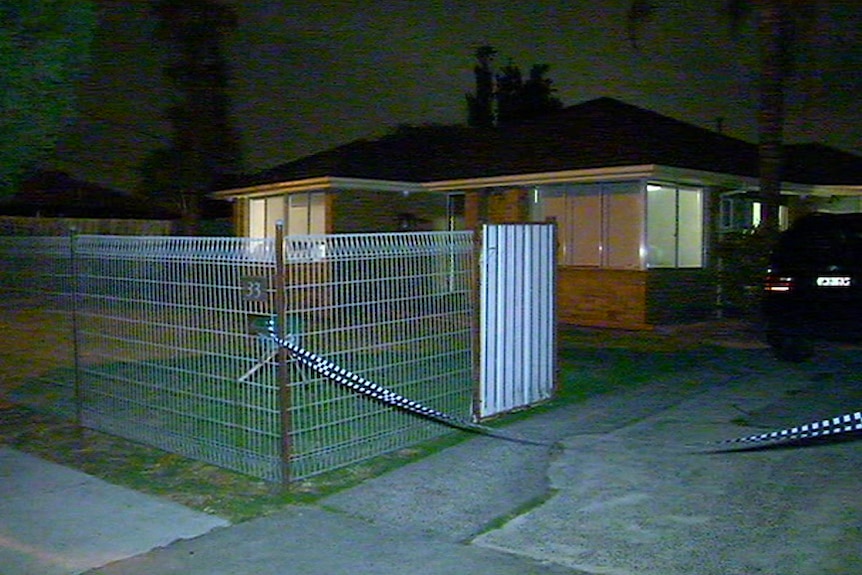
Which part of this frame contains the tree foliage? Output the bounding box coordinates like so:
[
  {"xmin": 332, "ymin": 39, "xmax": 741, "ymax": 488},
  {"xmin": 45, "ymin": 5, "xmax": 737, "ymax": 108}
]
[
  {"xmin": 496, "ymin": 62, "xmax": 563, "ymax": 126},
  {"xmin": 142, "ymin": 0, "xmax": 242, "ymax": 234},
  {"xmin": 0, "ymin": 0, "xmax": 97, "ymax": 195},
  {"xmin": 627, "ymin": 0, "xmax": 820, "ymax": 234},
  {"xmin": 465, "ymin": 46, "xmax": 563, "ymax": 127},
  {"xmin": 465, "ymin": 46, "xmax": 496, "ymax": 128}
]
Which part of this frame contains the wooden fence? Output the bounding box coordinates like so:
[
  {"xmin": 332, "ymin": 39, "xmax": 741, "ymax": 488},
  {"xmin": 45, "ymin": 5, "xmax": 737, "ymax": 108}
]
[{"xmin": 0, "ymin": 216, "xmax": 178, "ymax": 236}]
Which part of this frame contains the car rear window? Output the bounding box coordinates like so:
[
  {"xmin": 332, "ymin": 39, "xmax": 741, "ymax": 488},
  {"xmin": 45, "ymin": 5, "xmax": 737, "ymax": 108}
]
[{"xmin": 773, "ymin": 216, "xmax": 862, "ymax": 270}]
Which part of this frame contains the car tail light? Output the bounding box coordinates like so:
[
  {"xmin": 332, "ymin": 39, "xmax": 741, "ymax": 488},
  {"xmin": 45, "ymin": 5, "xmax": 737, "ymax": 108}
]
[{"xmin": 764, "ymin": 274, "xmax": 794, "ymax": 292}]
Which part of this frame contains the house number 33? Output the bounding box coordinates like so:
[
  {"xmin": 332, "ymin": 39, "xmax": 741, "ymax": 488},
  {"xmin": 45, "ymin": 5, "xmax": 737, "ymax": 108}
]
[{"xmin": 241, "ymin": 276, "xmax": 268, "ymax": 301}]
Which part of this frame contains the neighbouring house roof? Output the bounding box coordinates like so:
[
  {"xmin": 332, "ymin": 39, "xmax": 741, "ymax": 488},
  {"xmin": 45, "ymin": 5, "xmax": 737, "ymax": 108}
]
[
  {"xmin": 218, "ymin": 97, "xmax": 862, "ymax": 195},
  {"xmin": 1, "ymin": 170, "xmax": 233, "ymax": 219},
  {"xmin": 0, "ymin": 170, "xmax": 176, "ymax": 219},
  {"xmin": 784, "ymin": 143, "xmax": 862, "ymax": 186}
]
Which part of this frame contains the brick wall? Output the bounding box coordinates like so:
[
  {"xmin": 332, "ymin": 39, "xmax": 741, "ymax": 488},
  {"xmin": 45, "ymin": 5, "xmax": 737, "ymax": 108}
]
[{"xmin": 558, "ymin": 267, "xmax": 650, "ymax": 330}]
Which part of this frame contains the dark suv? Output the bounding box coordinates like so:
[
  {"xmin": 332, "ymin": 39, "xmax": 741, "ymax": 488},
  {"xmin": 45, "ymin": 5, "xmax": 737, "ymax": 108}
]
[{"xmin": 763, "ymin": 212, "xmax": 862, "ymax": 361}]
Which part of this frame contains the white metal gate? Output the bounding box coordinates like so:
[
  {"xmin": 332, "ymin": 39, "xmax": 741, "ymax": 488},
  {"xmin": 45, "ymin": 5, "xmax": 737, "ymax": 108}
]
[{"xmin": 478, "ymin": 223, "xmax": 557, "ymax": 418}]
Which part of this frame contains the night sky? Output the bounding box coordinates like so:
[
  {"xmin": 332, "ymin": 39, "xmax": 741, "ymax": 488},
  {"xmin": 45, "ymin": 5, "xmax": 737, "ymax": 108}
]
[{"xmin": 50, "ymin": 0, "xmax": 862, "ymax": 192}]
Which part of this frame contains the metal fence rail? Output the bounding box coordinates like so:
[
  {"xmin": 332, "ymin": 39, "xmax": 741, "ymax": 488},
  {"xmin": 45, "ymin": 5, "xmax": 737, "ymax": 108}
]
[{"xmin": 0, "ymin": 232, "xmax": 475, "ymax": 482}]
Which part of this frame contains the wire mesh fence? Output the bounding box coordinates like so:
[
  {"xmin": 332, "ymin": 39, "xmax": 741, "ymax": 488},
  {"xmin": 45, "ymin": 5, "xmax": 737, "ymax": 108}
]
[
  {"xmin": 0, "ymin": 232, "xmax": 475, "ymax": 482},
  {"xmin": 71, "ymin": 236, "xmax": 281, "ymax": 479},
  {"xmin": 282, "ymin": 233, "xmax": 475, "ymax": 479},
  {"xmin": 0, "ymin": 237, "xmax": 76, "ymax": 419}
]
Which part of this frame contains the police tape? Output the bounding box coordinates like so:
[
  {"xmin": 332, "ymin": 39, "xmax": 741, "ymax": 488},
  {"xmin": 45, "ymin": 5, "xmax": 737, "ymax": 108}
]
[
  {"xmin": 266, "ymin": 319, "xmax": 550, "ymax": 446},
  {"xmin": 719, "ymin": 410, "xmax": 862, "ymax": 447}
]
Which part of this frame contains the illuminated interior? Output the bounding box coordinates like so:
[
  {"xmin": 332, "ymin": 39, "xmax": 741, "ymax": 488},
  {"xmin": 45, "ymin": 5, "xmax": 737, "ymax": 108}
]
[
  {"xmin": 248, "ymin": 192, "xmax": 327, "ymax": 238},
  {"xmin": 646, "ymin": 183, "xmax": 704, "ymax": 268},
  {"xmin": 541, "ymin": 181, "xmax": 643, "ymax": 269},
  {"xmin": 540, "ymin": 181, "xmax": 705, "ymax": 270},
  {"xmin": 719, "ymin": 194, "xmax": 790, "ymax": 232}
]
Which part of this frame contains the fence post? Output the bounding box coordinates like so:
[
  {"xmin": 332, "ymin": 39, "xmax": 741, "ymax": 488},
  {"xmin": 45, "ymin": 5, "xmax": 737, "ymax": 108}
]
[
  {"xmin": 471, "ymin": 227, "xmax": 483, "ymax": 422},
  {"xmin": 69, "ymin": 227, "xmax": 83, "ymax": 428},
  {"xmin": 274, "ymin": 221, "xmax": 292, "ymax": 484}
]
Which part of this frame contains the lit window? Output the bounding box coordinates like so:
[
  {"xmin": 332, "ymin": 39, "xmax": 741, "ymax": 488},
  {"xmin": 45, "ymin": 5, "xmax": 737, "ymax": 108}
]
[
  {"xmin": 540, "ymin": 181, "xmax": 642, "ymax": 269},
  {"xmin": 247, "ymin": 193, "xmax": 326, "ymax": 238},
  {"xmin": 752, "ymin": 201, "xmax": 762, "ymax": 228},
  {"xmin": 248, "ymin": 198, "xmax": 266, "ymax": 238},
  {"xmin": 646, "ymin": 184, "xmax": 704, "ymax": 268},
  {"xmin": 287, "ymin": 192, "xmax": 326, "ymax": 235},
  {"xmin": 720, "ymin": 197, "xmax": 789, "ymax": 232}
]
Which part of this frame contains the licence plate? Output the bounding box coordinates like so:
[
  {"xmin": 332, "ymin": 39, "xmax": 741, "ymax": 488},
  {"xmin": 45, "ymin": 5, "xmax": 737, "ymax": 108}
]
[{"xmin": 816, "ymin": 276, "xmax": 852, "ymax": 287}]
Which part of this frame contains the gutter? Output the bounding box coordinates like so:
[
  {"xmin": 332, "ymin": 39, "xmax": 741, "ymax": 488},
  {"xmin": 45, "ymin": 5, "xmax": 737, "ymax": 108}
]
[
  {"xmin": 212, "ymin": 176, "xmax": 425, "ymax": 199},
  {"xmin": 212, "ymin": 165, "xmax": 862, "ymax": 199}
]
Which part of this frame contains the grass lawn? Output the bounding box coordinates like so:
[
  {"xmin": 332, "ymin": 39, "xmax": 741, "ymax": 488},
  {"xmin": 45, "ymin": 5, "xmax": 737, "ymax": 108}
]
[{"xmin": 0, "ymin": 322, "xmax": 751, "ymax": 523}]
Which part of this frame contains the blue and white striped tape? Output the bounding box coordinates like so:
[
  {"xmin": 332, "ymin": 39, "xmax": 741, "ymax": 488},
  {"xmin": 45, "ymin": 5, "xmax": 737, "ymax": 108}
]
[
  {"xmin": 720, "ymin": 411, "xmax": 862, "ymax": 447},
  {"xmin": 265, "ymin": 319, "xmax": 862, "ymax": 450},
  {"xmin": 266, "ymin": 319, "xmax": 549, "ymax": 446}
]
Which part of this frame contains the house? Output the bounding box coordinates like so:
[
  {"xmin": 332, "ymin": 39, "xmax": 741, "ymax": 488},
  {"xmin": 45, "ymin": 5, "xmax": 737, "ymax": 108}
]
[
  {"xmin": 0, "ymin": 170, "xmax": 233, "ymax": 235},
  {"xmin": 213, "ymin": 97, "xmax": 862, "ymax": 329},
  {"xmin": 0, "ymin": 170, "xmax": 174, "ymax": 218}
]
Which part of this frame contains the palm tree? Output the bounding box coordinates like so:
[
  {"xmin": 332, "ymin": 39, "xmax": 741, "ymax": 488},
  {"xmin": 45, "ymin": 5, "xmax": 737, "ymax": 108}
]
[{"xmin": 628, "ymin": 0, "xmax": 818, "ymax": 234}]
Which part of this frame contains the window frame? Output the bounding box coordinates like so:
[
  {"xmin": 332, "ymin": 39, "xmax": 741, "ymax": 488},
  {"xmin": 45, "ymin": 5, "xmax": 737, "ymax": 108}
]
[
  {"xmin": 645, "ymin": 182, "xmax": 705, "ymax": 269},
  {"xmin": 540, "ymin": 180, "xmax": 644, "ymax": 270}
]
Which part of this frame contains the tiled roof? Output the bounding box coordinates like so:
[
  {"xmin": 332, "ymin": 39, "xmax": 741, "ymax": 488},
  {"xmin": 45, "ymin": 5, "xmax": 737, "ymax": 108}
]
[
  {"xmin": 246, "ymin": 125, "xmax": 482, "ymax": 184},
  {"xmin": 784, "ymin": 143, "xmax": 862, "ymax": 185},
  {"xmin": 233, "ymin": 97, "xmax": 862, "ymax": 189}
]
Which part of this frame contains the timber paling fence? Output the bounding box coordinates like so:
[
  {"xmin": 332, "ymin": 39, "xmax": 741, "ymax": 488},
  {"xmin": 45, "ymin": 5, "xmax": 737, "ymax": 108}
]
[
  {"xmin": 0, "ymin": 215, "xmax": 178, "ymax": 236},
  {"xmin": 0, "ymin": 231, "xmax": 476, "ymax": 482}
]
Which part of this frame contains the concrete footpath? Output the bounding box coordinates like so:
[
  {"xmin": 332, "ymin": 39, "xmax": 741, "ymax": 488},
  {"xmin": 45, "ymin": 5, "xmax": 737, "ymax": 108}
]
[
  {"xmin": 0, "ymin": 448, "xmax": 229, "ymax": 575},
  {"xmin": 3, "ymin": 346, "xmax": 862, "ymax": 575}
]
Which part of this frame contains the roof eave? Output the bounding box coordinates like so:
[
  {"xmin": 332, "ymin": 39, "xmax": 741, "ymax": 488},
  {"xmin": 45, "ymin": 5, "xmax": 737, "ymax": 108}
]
[
  {"xmin": 421, "ymin": 165, "xmax": 658, "ymax": 190},
  {"xmin": 423, "ymin": 164, "xmax": 767, "ymax": 191},
  {"xmin": 214, "ymin": 165, "xmax": 862, "ymax": 199},
  {"xmin": 804, "ymin": 184, "xmax": 862, "ymax": 197},
  {"xmin": 212, "ymin": 176, "xmax": 426, "ymax": 199}
]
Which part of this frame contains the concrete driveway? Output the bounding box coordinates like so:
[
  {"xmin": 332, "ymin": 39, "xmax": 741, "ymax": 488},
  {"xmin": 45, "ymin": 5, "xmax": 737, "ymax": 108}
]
[
  {"xmin": 4, "ymin": 328, "xmax": 861, "ymax": 575},
  {"xmin": 473, "ymin": 346, "xmax": 862, "ymax": 575}
]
